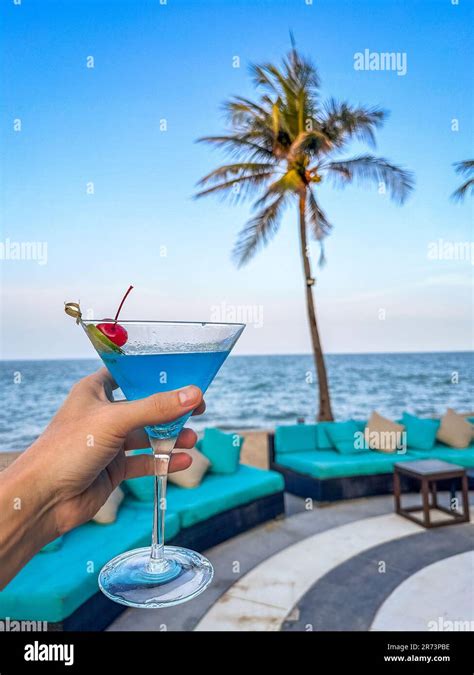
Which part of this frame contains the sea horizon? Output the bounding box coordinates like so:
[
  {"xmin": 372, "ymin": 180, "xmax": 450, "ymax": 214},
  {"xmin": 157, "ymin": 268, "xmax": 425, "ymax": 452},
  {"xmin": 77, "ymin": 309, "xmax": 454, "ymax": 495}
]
[
  {"xmin": 1, "ymin": 352, "xmax": 473, "ymax": 452},
  {"xmin": 1, "ymin": 349, "xmax": 473, "ymax": 362}
]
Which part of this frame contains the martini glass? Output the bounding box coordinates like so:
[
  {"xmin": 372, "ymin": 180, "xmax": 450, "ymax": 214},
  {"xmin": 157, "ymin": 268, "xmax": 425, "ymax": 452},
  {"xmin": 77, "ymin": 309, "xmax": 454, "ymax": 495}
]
[{"xmin": 82, "ymin": 319, "xmax": 245, "ymax": 608}]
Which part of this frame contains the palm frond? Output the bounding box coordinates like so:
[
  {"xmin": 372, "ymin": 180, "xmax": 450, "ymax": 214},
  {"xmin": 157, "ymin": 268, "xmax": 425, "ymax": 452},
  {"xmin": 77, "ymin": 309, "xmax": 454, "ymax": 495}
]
[
  {"xmin": 281, "ymin": 46, "xmax": 320, "ymax": 97},
  {"xmin": 323, "ymin": 154, "xmax": 414, "ymax": 204},
  {"xmin": 454, "ymin": 159, "xmax": 474, "ymax": 175},
  {"xmin": 196, "ymin": 134, "xmax": 274, "ymax": 161},
  {"xmin": 248, "ymin": 47, "xmax": 320, "ymax": 143},
  {"xmin": 253, "ymin": 170, "xmax": 305, "ymax": 208},
  {"xmin": 451, "ymin": 160, "xmax": 474, "ymax": 201},
  {"xmin": 289, "ymin": 130, "xmax": 333, "ymax": 160},
  {"xmin": 307, "ymin": 188, "xmax": 332, "ymax": 241},
  {"xmin": 194, "ymin": 166, "xmax": 275, "ymax": 202},
  {"xmin": 222, "ymin": 96, "xmax": 269, "ymax": 126},
  {"xmin": 250, "ymin": 63, "xmax": 281, "ymax": 95},
  {"xmin": 451, "ymin": 178, "xmax": 474, "ymax": 202},
  {"xmin": 251, "ymin": 61, "xmax": 296, "ymax": 103},
  {"xmin": 306, "ymin": 189, "xmax": 332, "ymax": 266},
  {"xmin": 320, "ymin": 99, "xmax": 386, "ymax": 148},
  {"xmin": 232, "ymin": 192, "xmax": 288, "ymax": 266},
  {"xmin": 196, "ymin": 162, "xmax": 276, "ymax": 186}
]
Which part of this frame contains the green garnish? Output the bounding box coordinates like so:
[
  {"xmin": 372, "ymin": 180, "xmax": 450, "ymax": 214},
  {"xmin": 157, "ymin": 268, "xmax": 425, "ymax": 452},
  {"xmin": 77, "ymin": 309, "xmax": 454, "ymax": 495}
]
[{"xmin": 86, "ymin": 324, "xmax": 124, "ymax": 354}]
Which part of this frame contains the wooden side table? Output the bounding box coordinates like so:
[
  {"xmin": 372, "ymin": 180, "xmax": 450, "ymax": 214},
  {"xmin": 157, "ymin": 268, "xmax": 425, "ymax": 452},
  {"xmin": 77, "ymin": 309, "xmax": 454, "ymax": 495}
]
[{"xmin": 394, "ymin": 459, "xmax": 470, "ymax": 529}]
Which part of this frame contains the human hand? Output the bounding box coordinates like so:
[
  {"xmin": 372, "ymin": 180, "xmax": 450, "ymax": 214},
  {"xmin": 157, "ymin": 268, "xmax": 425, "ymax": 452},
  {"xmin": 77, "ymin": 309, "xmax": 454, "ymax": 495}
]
[
  {"xmin": 38, "ymin": 368, "xmax": 204, "ymax": 531},
  {"xmin": 0, "ymin": 369, "xmax": 204, "ymax": 587}
]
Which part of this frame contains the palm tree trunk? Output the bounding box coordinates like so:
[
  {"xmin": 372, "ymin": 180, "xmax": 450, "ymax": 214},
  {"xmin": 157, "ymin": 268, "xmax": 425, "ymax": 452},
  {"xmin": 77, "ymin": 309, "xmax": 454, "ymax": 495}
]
[{"xmin": 298, "ymin": 192, "xmax": 334, "ymax": 421}]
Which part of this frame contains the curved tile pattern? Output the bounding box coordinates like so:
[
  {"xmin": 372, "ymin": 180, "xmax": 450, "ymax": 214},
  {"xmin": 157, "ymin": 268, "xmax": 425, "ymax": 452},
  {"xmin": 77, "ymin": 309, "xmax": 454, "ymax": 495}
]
[
  {"xmin": 282, "ymin": 524, "xmax": 473, "ymax": 631},
  {"xmin": 109, "ymin": 494, "xmax": 396, "ymax": 631},
  {"xmin": 371, "ymin": 551, "xmax": 474, "ymax": 631},
  {"xmin": 195, "ymin": 513, "xmax": 422, "ymax": 631}
]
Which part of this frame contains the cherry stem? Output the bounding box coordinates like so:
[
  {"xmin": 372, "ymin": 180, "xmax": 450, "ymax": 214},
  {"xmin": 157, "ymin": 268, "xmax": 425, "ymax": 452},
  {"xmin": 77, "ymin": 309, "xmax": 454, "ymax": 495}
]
[{"xmin": 114, "ymin": 285, "xmax": 134, "ymax": 322}]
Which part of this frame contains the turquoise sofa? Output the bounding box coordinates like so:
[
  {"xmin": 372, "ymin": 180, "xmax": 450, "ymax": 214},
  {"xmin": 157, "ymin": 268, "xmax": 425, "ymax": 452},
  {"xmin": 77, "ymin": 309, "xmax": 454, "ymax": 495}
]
[
  {"xmin": 269, "ymin": 419, "xmax": 474, "ymax": 502},
  {"xmin": 0, "ymin": 465, "xmax": 284, "ymax": 630}
]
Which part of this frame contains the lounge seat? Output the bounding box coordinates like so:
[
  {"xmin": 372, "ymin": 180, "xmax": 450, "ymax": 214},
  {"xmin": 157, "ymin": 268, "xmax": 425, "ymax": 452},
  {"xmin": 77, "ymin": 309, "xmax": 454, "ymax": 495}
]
[
  {"xmin": 269, "ymin": 420, "xmax": 474, "ymax": 502},
  {"xmin": 0, "ymin": 501, "xmax": 180, "ymax": 623},
  {"xmin": 167, "ymin": 464, "xmax": 284, "ymax": 528},
  {"xmin": 409, "ymin": 444, "xmax": 474, "ymax": 468},
  {"xmin": 275, "ymin": 449, "xmax": 416, "ymax": 480},
  {"xmin": 0, "ymin": 465, "xmax": 285, "ymax": 628}
]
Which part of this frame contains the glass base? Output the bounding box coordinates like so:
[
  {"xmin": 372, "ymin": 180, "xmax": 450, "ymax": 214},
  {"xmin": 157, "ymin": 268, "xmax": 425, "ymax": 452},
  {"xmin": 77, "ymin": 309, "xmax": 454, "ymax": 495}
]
[{"xmin": 98, "ymin": 546, "xmax": 214, "ymax": 608}]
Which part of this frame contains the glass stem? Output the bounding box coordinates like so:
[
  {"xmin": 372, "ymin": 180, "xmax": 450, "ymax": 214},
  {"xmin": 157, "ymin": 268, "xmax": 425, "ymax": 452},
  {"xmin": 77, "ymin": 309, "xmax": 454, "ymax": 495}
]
[
  {"xmin": 148, "ymin": 437, "xmax": 176, "ymax": 572},
  {"xmin": 151, "ymin": 461, "xmax": 168, "ymax": 563}
]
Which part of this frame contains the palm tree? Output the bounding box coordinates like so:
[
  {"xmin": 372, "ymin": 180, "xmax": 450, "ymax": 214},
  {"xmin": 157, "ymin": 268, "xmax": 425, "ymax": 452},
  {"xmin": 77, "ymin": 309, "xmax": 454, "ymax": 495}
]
[
  {"xmin": 195, "ymin": 46, "xmax": 414, "ymax": 421},
  {"xmin": 451, "ymin": 160, "xmax": 474, "ymax": 201}
]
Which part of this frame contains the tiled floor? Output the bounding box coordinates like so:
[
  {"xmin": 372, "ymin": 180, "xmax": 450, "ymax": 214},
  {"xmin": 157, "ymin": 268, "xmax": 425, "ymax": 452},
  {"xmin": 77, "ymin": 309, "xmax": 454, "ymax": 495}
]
[
  {"xmin": 371, "ymin": 551, "xmax": 474, "ymax": 631},
  {"xmin": 108, "ymin": 493, "xmax": 474, "ymax": 632}
]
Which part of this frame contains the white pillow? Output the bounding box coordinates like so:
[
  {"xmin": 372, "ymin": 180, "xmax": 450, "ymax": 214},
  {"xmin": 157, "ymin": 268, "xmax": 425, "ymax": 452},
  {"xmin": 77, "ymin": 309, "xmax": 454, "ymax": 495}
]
[
  {"xmin": 364, "ymin": 411, "xmax": 405, "ymax": 453},
  {"xmin": 93, "ymin": 486, "xmax": 125, "ymax": 524},
  {"xmin": 168, "ymin": 447, "xmax": 210, "ymax": 488},
  {"xmin": 437, "ymin": 409, "xmax": 473, "ymax": 448}
]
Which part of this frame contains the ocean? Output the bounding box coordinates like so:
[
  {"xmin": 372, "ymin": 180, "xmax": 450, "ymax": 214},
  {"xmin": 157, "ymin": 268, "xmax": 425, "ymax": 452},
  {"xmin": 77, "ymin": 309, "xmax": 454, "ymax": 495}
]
[{"xmin": 0, "ymin": 352, "xmax": 473, "ymax": 452}]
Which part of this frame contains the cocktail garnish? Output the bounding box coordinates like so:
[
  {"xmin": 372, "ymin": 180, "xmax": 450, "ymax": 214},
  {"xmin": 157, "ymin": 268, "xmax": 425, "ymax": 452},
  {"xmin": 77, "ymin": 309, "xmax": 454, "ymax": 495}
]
[
  {"xmin": 85, "ymin": 324, "xmax": 124, "ymax": 354},
  {"xmin": 64, "ymin": 302, "xmax": 82, "ymax": 324},
  {"xmin": 96, "ymin": 285, "xmax": 133, "ymax": 347},
  {"xmin": 64, "ymin": 294, "xmax": 130, "ymax": 354}
]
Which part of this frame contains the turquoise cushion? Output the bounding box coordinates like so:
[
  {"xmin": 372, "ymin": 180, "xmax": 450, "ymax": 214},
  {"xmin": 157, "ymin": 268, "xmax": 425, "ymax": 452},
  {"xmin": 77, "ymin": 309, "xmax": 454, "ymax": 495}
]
[
  {"xmin": 167, "ymin": 465, "xmax": 284, "ymax": 528},
  {"xmin": 410, "ymin": 444, "xmax": 474, "ymax": 468},
  {"xmin": 40, "ymin": 537, "xmax": 64, "ymax": 553},
  {"xmin": 124, "ymin": 475, "xmax": 153, "ymax": 501},
  {"xmin": 201, "ymin": 428, "xmax": 242, "ymax": 474},
  {"xmin": 402, "ymin": 412, "xmax": 439, "ymax": 450},
  {"xmin": 123, "ymin": 449, "xmax": 154, "ymax": 502},
  {"xmin": 325, "ymin": 420, "xmax": 364, "ymax": 454},
  {"xmin": 276, "ymin": 449, "xmax": 415, "ymax": 479},
  {"xmin": 274, "ymin": 424, "xmax": 317, "ymax": 454},
  {"xmin": 353, "ymin": 420, "xmax": 368, "ymax": 433},
  {"xmin": 122, "ymin": 448, "xmax": 153, "ymax": 501},
  {"xmin": 0, "ymin": 500, "xmax": 180, "ymax": 622},
  {"xmin": 315, "ymin": 422, "xmax": 336, "ymax": 449},
  {"xmin": 123, "ymin": 475, "xmax": 154, "ymax": 502}
]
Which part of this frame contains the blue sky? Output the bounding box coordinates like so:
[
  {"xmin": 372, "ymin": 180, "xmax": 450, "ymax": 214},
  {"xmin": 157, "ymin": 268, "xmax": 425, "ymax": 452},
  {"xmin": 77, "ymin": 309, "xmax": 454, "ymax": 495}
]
[{"xmin": 1, "ymin": 0, "xmax": 472, "ymax": 358}]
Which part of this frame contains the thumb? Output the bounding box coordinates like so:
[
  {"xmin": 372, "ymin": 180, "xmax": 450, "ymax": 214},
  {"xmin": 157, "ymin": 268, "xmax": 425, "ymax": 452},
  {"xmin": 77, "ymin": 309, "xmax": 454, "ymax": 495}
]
[{"xmin": 110, "ymin": 385, "xmax": 203, "ymax": 434}]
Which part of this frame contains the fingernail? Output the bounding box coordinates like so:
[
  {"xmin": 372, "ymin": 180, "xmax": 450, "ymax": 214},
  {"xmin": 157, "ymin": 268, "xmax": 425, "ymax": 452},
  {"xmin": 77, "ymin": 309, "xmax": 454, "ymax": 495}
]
[{"xmin": 178, "ymin": 386, "xmax": 199, "ymax": 406}]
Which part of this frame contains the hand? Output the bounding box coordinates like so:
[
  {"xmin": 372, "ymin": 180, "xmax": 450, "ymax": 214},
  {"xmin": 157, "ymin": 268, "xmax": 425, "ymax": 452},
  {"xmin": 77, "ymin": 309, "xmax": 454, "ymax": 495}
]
[{"xmin": 0, "ymin": 369, "xmax": 204, "ymax": 588}]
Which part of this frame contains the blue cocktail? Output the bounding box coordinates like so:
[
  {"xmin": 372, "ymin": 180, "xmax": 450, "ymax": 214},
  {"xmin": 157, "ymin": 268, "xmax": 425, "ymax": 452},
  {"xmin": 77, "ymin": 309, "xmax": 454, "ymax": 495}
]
[
  {"xmin": 101, "ymin": 350, "xmax": 229, "ymax": 439},
  {"xmin": 66, "ymin": 295, "xmax": 244, "ymax": 608}
]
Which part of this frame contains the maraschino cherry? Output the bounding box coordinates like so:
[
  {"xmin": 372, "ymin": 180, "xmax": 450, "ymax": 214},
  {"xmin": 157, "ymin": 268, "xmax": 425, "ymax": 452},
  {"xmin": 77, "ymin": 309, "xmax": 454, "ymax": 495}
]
[{"xmin": 97, "ymin": 285, "xmax": 133, "ymax": 347}]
